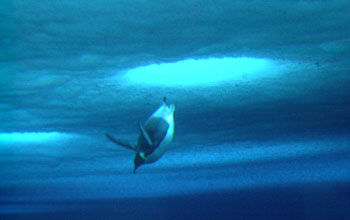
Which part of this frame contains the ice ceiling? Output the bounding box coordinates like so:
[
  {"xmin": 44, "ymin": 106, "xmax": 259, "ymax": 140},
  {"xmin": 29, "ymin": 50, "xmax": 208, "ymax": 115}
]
[
  {"xmin": 2, "ymin": 0, "xmax": 349, "ymax": 74},
  {"xmin": 1, "ymin": 0, "xmax": 350, "ymax": 134}
]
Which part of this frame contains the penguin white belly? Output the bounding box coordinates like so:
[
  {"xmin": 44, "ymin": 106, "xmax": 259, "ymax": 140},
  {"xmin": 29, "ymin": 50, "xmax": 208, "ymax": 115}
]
[{"xmin": 144, "ymin": 117, "xmax": 174, "ymax": 163}]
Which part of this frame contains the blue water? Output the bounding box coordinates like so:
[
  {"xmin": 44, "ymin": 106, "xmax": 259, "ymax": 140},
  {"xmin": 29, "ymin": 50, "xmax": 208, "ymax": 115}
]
[{"xmin": 1, "ymin": 1, "xmax": 350, "ymax": 219}]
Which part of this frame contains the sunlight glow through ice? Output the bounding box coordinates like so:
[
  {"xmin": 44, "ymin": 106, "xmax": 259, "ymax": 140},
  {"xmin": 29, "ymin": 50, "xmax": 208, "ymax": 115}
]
[
  {"xmin": 0, "ymin": 132, "xmax": 71, "ymax": 144},
  {"xmin": 122, "ymin": 57, "xmax": 273, "ymax": 87}
]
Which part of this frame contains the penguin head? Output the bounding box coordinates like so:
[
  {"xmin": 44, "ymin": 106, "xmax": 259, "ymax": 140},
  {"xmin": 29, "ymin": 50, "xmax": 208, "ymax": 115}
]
[
  {"xmin": 167, "ymin": 103, "xmax": 175, "ymax": 113},
  {"xmin": 133, "ymin": 153, "xmax": 145, "ymax": 173},
  {"xmin": 163, "ymin": 96, "xmax": 175, "ymax": 113},
  {"xmin": 150, "ymin": 99, "xmax": 175, "ymax": 123},
  {"xmin": 160, "ymin": 100, "xmax": 175, "ymax": 123}
]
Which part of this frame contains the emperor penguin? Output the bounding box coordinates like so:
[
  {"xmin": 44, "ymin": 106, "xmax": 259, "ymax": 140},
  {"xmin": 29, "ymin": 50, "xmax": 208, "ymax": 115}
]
[{"xmin": 106, "ymin": 97, "xmax": 175, "ymax": 173}]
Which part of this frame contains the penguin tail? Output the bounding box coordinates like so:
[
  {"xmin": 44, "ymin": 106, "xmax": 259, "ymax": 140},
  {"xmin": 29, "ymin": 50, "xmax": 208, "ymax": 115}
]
[{"xmin": 105, "ymin": 133, "xmax": 135, "ymax": 151}]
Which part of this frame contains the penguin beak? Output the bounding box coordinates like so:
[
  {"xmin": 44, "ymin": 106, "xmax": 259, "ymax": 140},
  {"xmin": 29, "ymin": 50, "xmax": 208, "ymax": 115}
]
[
  {"xmin": 133, "ymin": 165, "xmax": 139, "ymax": 173},
  {"xmin": 133, "ymin": 153, "xmax": 145, "ymax": 174},
  {"xmin": 133, "ymin": 161, "xmax": 143, "ymax": 173}
]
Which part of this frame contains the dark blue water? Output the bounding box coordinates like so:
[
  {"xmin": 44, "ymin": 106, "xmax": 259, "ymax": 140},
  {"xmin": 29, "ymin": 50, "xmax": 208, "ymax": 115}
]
[
  {"xmin": 1, "ymin": 1, "xmax": 350, "ymax": 219},
  {"xmin": 3, "ymin": 182, "xmax": 350, "ymax": 220}
]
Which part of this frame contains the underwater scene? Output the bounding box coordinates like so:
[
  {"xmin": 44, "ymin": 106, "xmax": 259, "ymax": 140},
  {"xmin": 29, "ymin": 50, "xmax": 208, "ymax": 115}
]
[{"xmin": 1, "ymin": 0, "xmax": 350, "ymax": 219}]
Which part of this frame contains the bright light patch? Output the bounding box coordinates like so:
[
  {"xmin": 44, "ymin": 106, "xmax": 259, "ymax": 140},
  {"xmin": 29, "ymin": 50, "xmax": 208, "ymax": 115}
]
[
  {"xmin": 0, "ymin": 132, "xmax": 69, "ymax": 144},
  {"xmin": 123, "ymin": 57, "xmax": 273, "ymax": 87}
]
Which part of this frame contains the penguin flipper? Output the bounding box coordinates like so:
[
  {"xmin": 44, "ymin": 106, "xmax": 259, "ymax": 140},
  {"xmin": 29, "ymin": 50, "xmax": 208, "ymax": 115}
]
[
  {"xmin": 138, "ymin": 122, "xmax": 153, "ymax": 146},
  {"xmin": 105, "ymin": 133, "xmax": 135, "ymax": 151}
]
